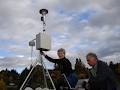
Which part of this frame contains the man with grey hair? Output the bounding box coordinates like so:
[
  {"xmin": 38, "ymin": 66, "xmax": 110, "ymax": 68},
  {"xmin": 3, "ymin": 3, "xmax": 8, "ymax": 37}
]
[{"xmin": 86, "ymin": 52, "xmax": 117, "ymax": 90}]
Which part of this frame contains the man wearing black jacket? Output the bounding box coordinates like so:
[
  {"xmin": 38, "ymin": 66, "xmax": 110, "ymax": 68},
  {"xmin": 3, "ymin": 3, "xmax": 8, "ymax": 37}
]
[
  {"xmin": 86, "ymin": 52, "xmax": 117, "ymax": 90},
  {"xmin": 41, "ymin": 48, "xmax": 78, "ymax": 88}
]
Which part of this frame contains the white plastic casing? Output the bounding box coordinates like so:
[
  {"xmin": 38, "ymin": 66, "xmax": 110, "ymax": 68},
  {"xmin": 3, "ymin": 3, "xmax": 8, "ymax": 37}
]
[{"xmin": 36, "ymin": 33, "xmax": 51, "ymax": 51}]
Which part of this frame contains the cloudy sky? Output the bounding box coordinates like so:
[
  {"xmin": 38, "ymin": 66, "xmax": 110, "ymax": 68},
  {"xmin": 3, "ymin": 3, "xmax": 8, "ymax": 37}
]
[{"xmin": 0, "ymin": 0, "xmax": 120, "ymax": 73}]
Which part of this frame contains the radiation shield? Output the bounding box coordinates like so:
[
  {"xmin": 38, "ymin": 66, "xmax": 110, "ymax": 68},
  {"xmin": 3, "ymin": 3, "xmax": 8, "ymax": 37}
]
[{"xmin": 36, "ymin": 33, "xmax": 51, "ymax": 51}]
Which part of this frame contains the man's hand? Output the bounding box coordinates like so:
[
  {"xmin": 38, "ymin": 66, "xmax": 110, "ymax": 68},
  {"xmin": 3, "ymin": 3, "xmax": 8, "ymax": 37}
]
[
  {"xmin": 40, "ymin": 51, "xmax": 46, "ymax": 56},
  {"xmin": 82, "ymin": 81, "xmax": 90, "ymax": 90}
]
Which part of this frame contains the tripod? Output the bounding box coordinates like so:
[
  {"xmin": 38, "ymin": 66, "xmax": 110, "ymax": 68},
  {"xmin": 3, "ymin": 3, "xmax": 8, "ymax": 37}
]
[
  {"xmin": 19, "ymin": 9, "xmax": 56, "ymax": 90},
  {"xmin": 19, "ymin": 50, "xmax": 56, "ymax": 90}
]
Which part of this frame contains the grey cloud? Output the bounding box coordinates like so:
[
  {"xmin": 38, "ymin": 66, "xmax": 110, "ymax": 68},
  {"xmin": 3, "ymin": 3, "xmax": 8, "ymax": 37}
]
[
  {"xmin": 88, "ymin": 0, "xmax": 120, "ymax": 27},
  {"xmin": 0, "ymin": 56, "xmax": 31, "ymax": 70}
]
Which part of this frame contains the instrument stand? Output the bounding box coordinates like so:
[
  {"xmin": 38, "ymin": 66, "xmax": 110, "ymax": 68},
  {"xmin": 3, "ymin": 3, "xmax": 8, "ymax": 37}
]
[
  {"xmin": 19, "ymin": 50, "xmax": 56, "ymax": 90},
  {"xmin": 20, "ymin": 9, "xmax": 56, "ymax": 90}
]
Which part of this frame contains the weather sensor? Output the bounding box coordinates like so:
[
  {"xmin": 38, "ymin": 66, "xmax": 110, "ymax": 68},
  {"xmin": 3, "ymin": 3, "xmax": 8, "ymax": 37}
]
[{"xmin": 36, "ymin": 33, "xmax": 51, "ymax": 51}]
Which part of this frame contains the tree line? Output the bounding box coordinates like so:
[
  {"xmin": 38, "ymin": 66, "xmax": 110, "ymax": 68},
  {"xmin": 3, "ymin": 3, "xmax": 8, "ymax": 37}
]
[{"xmin": 0, "ymin": 59, "xmax": 120, "ymax": 90}]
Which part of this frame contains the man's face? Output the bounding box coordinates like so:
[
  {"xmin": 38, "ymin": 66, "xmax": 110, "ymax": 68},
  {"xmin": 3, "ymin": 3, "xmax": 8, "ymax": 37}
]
[
  {"xmin": 57, "ymin": 51, "xmax": 65, "ymax": 59},
  {"xmin": 87, "ymin": 56, "xmax": 97, "ymax": 66}
]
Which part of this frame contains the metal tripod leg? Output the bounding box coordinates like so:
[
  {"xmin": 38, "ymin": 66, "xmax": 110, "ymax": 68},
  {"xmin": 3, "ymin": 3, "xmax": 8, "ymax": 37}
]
[
  {"xmin": 62, "ymin": 74, "xmax": 75, "ymax": 90},
  {"xmin": 19, "ymin": 61, "xmax": 38, "ymax": 90}
]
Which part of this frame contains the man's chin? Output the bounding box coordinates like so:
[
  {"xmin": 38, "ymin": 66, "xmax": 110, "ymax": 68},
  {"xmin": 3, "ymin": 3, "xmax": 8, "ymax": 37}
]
[
  {"xmin": 59, "ymin": 57, "xmax": 64, "ymax": 59},
  {"xmin": 89, "ymin": 64, "xmax": 94, "ymax": 66}
]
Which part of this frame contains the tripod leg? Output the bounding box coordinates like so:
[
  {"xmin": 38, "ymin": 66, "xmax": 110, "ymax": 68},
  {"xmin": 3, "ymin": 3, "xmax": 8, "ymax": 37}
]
[{"xmin": 19, "ymin": 61, "xmax": 37, "ymax": 90}]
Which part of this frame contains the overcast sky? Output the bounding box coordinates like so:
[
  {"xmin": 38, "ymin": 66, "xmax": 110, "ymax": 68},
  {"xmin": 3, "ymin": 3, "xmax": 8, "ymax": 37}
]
[{"xmin": 0, "ymin": 0, "xmax": 120, "ymax": 72}]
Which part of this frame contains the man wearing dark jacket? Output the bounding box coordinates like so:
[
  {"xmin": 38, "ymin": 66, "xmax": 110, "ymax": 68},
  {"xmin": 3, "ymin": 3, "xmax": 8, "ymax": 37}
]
[
  {"xmin": 41, "ymin": 48, "xmax": 78, "ymax": 88},
  {"xmin": 86, "ymin": 52, "xmax": 117, "ymax": 90}
]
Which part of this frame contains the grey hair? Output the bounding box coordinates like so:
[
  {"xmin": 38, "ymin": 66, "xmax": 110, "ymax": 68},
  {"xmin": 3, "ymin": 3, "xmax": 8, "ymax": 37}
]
[
  {"xmin": 57, "ymin": 48, "xmax": 66, "ymax": 54},
  {"xmin": 86, "ymin": 52, "xmax": 98, "ymax": 59}
]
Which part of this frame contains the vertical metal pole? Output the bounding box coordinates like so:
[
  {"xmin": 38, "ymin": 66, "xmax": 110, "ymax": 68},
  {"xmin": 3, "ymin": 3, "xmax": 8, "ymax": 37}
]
[
  {"xmin": 31, "ymin": 46, "xmax": 33, "ymax": 65},
  {"xmin": 39, "ymin": 50, "xmax": 48, "ymax": 88},
  {"xmin": 42, "ymin": 60, "xmax": 56, "ymax": 90}
]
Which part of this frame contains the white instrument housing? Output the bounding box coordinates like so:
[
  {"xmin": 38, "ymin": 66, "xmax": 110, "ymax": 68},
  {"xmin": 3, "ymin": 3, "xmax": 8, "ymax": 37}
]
[{"xmin": 36, "ymin": 33, "xmax": 51, "ymax": 51}]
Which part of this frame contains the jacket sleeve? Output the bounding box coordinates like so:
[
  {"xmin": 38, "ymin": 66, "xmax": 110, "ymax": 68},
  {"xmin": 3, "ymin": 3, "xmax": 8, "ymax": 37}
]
[{"xmin": 45, "ymin": 55, "xmax": 59, "ymax": 63}]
